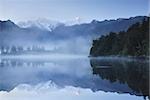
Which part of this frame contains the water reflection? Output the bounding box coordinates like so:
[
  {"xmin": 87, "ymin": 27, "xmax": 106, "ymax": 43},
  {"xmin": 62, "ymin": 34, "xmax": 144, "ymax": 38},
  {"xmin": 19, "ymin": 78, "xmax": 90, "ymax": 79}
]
[
  {"xmin": 0, "ymin": 58, "xmax": 95, "ymax": 92},
  {"xmin": 0, "ymin": 57, "xmax": 149, "ymax": 99},
  {"xmin": 90, "ymin": 58, "xmax": 149, "ymax": 98}
]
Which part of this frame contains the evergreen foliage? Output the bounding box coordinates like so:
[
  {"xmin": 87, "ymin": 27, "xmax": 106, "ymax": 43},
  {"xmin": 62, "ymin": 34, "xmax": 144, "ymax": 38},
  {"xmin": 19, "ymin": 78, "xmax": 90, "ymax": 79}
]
[{"xmin": 90, "ymin": 18, "xmax": 149, "ymax": 56}]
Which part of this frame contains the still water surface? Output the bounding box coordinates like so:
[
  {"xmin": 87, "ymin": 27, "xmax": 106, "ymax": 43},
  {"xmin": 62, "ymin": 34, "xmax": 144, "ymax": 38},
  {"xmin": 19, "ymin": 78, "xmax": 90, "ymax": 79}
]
[{"xmin": 0, "ymin": 56, "xmax": 149, "ymax": 100}]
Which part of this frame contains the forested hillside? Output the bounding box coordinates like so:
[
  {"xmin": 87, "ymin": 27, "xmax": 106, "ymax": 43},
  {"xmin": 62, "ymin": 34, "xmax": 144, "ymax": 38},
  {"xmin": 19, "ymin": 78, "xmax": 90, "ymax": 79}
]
[{"xmin": 90, "ymin": 18, "xmax": 149, "ymax": 57}]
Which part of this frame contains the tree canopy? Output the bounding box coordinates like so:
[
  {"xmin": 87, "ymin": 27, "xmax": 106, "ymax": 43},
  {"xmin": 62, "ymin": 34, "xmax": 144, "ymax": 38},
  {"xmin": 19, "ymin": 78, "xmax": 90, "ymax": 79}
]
[{"xmin": 90, "ymin": 18, "xmax": 149, "ymax": 57}]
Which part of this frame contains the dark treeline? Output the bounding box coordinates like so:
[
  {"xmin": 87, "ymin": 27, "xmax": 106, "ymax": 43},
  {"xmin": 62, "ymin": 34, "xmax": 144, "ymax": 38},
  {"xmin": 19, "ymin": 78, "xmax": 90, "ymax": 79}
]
[
  {"xmin": 0, "ymin": 45, "xmax": 45, "ymax": 55},
  {"xmin": 90, "ymin": 18, "xmax": 149, "ymax": 57},
  {"xmin": 90, "ymin": 59, "xmax": 149, "ymax": 97}
]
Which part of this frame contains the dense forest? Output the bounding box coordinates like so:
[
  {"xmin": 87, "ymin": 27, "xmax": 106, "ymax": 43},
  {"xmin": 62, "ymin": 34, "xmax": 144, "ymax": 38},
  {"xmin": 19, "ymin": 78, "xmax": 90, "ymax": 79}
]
[{"xmin": 90, "ymin": 18, "xmax": 149, "ymax": 57}]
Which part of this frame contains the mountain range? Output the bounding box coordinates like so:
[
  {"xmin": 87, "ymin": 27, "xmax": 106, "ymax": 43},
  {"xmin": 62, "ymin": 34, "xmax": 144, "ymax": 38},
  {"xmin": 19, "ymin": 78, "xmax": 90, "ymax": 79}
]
[{"xmin": 0, "ymin": 16, "xmax": 148, "ymax": 54}]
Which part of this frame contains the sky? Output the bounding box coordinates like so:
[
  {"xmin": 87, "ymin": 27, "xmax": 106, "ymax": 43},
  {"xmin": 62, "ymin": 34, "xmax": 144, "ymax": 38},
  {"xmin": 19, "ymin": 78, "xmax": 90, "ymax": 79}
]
[{"xmin": 0, "ymin": 0, "xmax": 149, "ymax": 23}]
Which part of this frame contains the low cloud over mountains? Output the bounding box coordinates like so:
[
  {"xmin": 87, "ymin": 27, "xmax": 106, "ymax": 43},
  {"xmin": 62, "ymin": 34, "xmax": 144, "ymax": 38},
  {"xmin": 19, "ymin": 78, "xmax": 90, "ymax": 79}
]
[{"xmin": 0, "ymin": 16, "xmax": 148, "ymax": 54}]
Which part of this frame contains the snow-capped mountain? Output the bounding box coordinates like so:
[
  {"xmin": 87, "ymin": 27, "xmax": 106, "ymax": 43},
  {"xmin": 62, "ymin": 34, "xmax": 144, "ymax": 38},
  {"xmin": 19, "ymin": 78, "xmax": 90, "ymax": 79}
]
[
  {"xmin": 17, "ymin": 18, "xmax": 63, "ymax": 31},
  {"xmin": 0, "ymin": 16, "xmax": 148, "ymax": 54}
]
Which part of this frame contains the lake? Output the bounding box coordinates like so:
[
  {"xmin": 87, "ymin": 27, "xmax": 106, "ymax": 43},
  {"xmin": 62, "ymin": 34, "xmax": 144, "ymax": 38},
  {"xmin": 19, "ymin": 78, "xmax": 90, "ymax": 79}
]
[{"xmin": 0, "ymin": 56, "xmax": 149, "ymax": 100}]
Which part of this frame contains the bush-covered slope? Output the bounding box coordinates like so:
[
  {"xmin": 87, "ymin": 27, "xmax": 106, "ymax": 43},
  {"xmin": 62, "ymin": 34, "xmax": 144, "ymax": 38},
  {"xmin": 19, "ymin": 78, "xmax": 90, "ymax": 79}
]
[{"xmin": 90, "ymin": 18, "xmax": 149, "ymax": 57}]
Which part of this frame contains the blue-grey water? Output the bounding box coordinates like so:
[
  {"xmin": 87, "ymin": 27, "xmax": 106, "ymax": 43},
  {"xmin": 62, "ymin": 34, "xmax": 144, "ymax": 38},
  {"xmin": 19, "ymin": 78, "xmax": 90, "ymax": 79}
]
[{"xmin": 0, "ymin": 56, "xmax": 149, "ymax": 100}]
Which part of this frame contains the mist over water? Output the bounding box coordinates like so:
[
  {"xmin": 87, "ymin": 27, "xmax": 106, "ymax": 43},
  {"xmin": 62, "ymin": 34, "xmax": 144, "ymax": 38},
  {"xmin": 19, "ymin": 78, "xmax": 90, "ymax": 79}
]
[
  {"xmin": 0, "ymin": 56, "xmax": 149, "ymax": 100},
  {"xmin": 0, "ymin": 16, "xmax": 149, "ymax": 100},
  {"xmin": 1, "ymin": 16, "xmax": 147, "ymax": 55}
]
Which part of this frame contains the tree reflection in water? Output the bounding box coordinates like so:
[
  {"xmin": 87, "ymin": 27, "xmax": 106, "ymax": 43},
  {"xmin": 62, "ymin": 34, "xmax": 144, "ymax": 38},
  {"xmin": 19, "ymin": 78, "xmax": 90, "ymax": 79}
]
[
  {"xmin": 90, "ymin": 58, "xmax": 149, "ymax": 99},
  {"xmin": 0, "ymin": 57, "xmax": 149, "ymax": 100}
]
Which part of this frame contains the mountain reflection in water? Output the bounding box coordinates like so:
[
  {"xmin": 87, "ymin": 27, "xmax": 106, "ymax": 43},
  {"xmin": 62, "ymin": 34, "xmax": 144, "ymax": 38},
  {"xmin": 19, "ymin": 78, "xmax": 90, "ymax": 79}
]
[{"xmin": 0, "ymin": 57, "xmax": 149, "ymax": 100}]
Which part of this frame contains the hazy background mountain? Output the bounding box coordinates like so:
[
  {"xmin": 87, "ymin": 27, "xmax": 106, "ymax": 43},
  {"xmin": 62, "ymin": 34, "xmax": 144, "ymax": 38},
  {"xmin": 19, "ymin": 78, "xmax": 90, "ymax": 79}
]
[
  {"xmin": 17, "ymin": 18, "xmax": 63, "ymax": 31},
  {"xmin": 0, "ymin": 16, "xmax": 148, "ymax": 55}
]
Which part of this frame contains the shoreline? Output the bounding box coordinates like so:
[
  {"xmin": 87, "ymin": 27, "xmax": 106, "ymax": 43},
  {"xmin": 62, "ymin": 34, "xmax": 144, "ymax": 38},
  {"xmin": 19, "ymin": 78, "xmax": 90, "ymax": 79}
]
[{"xmin": 88, "ymin": 55, "xmax": 149, "ymax": 60}]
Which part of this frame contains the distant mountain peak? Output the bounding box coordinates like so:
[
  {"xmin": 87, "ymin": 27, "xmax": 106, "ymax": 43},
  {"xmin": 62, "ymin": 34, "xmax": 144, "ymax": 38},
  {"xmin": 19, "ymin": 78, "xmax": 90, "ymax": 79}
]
[
  {"xmin": 0, "ymin": 20, "xmax": 13, "ymax": 24},
  {"xmin": 0, "ymin": 20, "xmax": 19, "ymax": 30},
  {"xmin": 17, "ymin": 19, "xmax": 62, "ymax": 31},
  {"xmin": 91, "ymin": 20, "xmax": 100, "ymax": 24}
]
